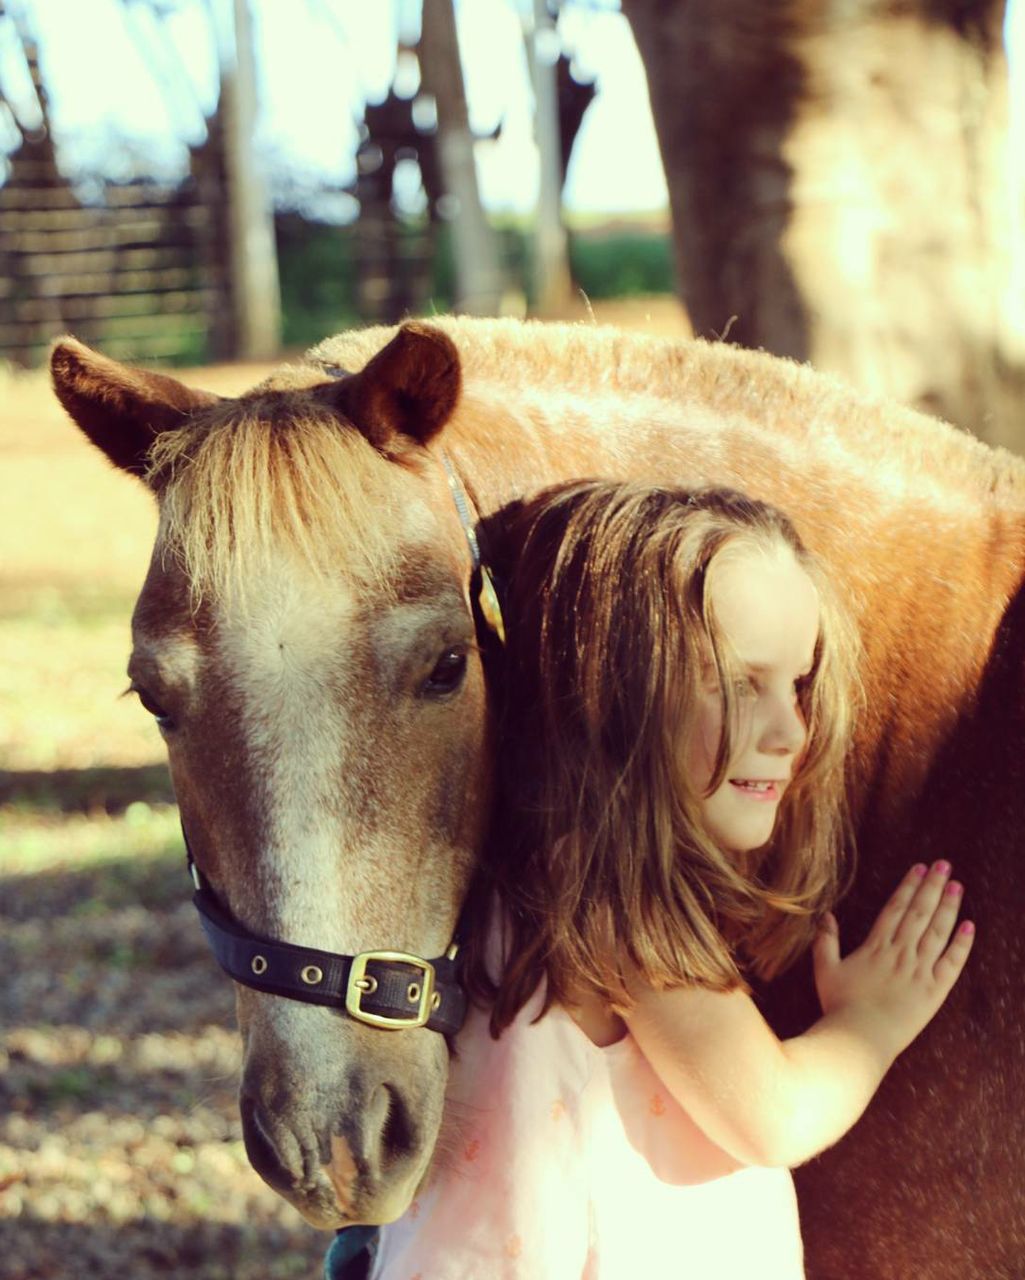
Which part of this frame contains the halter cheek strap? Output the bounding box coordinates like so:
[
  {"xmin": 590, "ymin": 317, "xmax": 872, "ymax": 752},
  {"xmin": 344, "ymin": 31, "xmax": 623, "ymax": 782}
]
[{"xmin": 438, "ymin": 452, "xmax": 506, "ymax": 646}]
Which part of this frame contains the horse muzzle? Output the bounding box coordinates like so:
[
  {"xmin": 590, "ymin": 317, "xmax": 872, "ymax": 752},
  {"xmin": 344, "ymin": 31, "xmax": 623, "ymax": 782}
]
[
  {"xmin": 184, "ymin": 831, "xmax": 461, "ymax": 1223},
  {"xmin": 238, "ymin": 1000, "xmax": 447, "ymax": 1227}
]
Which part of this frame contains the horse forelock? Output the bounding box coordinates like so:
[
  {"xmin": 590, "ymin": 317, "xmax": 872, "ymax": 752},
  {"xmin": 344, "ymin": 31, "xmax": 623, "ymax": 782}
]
[{"xmin": 147, "ymin": 399, "xmax": 417, "ymax": 610}]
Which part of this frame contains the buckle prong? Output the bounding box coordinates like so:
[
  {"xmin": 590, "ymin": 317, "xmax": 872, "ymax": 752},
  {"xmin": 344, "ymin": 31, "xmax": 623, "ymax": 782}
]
[{"xmin": 346, "ymin": 952, "xmax": 436, "ymax": 1030}]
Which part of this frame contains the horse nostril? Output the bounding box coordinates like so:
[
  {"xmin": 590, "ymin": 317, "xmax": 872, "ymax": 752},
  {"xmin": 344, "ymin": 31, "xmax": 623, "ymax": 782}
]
[
  {"xmin": 377, "ymin": 1085, "xmax": 417, "ymax": 1170},
  {"xmin": 240, "ymin": 1094, "xmax": 300, "ymax": 1193}
]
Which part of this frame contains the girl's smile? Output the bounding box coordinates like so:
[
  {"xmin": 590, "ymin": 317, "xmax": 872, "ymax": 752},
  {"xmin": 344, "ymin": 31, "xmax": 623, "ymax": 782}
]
[{"xmin": 728, "ymin": 778, "xmax": 787, "ymax": 800}]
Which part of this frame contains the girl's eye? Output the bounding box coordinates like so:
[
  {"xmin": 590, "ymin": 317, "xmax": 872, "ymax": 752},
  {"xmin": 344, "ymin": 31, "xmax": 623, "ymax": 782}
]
[
  {"xmin": 421, "ymin": 648, "xmax": 468, "ymax": 699},
  {"xmin": 130, "ymin": 683, "xmax": 174, "ymax": 729}
]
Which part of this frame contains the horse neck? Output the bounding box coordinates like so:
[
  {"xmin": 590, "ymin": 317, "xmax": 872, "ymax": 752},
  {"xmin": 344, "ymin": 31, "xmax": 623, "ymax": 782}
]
[
  {"xmin": 440, "ymin": 386, "xmax": 673, "ymax": 516},
  {"xmin": 436, "ymin": 328, "xmax": 1025, "ymax": 530}
]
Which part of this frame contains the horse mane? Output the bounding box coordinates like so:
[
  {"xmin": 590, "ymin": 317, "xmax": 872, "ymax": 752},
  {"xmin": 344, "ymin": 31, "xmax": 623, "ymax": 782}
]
[
  {"xmin": 147, "ymin": 395, "xmax": 403, "ymax": 609},
  {"xmin": 311, "ymin": 317, "xmax": 1025, "ymax": 513}
]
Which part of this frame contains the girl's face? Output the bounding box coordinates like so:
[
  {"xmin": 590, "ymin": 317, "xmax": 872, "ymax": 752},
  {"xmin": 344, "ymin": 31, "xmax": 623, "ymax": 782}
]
[{"xmin": 685, "ymin": 542, "xmax": 821, "ymax": 854}]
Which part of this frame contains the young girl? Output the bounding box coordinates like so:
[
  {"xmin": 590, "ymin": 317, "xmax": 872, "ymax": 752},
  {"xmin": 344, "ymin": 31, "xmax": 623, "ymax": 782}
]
[{"xmin": 334, "ymin": 481, "xmax": 973, "ymax": 1280}]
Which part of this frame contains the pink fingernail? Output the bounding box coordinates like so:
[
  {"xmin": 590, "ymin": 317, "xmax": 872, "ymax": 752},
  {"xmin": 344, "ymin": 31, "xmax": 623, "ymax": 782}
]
[
  {"xmin": 932, "ymin": 860, "xmax": 951, "ymax": 875},
  {"xmin": 945, "ymin": 881, "xmax": 963, "ymax": 897},
  {"xmin": 958, "ymin": 921, "xmax": 975, "ymax": 936},
  {"xmin": 911, "ymin": 863, "xmax": 928, "ymax": 877}
]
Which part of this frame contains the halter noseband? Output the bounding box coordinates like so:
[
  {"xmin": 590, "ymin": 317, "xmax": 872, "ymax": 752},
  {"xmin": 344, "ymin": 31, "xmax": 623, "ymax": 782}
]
[
  {"xmin": 184, "ymin": 377, "xmax": 505, "ymax": 1036},
  {"xmin": 186, "ymin": 835, "xmax": 467, "ymax": 1035}
]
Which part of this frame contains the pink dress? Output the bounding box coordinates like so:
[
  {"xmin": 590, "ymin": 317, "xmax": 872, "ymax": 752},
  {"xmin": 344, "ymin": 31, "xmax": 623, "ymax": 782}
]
[{"xmin": 372, "ymin": 965, "xmax": 805, "ymax": 1279}]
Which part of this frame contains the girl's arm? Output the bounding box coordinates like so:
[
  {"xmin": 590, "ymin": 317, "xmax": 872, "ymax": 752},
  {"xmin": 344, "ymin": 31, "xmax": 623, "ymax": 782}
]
[{"xmin": 621, "ymin": 861, "xmax": 974, "ymax": 1169}]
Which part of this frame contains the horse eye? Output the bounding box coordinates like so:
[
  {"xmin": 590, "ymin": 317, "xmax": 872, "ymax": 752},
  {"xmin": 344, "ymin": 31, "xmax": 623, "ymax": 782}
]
[
  {"xmin": 130, "ymin": 682, "xmax": 174, "ymax": 729},
  {"xmin": 422, "ymin": 648, "xmax": 468, "ymax": 698}
]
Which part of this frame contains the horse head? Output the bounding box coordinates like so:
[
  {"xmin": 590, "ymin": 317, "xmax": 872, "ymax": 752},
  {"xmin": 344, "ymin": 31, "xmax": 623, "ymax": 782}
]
[{"xmin": 51, "ymin": 323, "xmax": 494, "ymax": 1227}]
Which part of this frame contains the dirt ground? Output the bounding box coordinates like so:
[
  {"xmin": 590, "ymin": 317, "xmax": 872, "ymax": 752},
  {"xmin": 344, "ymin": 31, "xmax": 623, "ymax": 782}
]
[{"xmin": 0, "ymin": 299, "xmax": 689, "ymax": 1280}]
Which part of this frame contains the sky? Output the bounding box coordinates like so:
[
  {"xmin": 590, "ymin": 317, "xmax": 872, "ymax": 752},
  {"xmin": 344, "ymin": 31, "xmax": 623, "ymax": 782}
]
[{"xmin": 0, "ymin": 0, "xmax": 671, "ymax": 218}]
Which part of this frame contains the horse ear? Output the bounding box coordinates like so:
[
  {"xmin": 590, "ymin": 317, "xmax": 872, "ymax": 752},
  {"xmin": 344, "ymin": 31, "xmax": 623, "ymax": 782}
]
[
  {"xmin": 51, "ymin": 337, "xmax": 221, "ymax": 480},
  {"xmin": 325, "ymin": 321, "xmax": 461, "ymax": 450}
]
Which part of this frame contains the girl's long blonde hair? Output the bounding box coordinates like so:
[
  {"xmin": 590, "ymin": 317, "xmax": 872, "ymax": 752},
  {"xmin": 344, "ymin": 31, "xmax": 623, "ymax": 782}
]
[{"xmin": 465, "ymin": 481, "xmax": 861, "ymax": 1035}]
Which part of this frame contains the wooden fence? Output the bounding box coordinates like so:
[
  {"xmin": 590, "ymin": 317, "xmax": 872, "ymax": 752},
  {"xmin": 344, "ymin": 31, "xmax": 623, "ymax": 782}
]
[{"xmin": 0, "ymin": 161, "xmax": 230, "ymax": 368}]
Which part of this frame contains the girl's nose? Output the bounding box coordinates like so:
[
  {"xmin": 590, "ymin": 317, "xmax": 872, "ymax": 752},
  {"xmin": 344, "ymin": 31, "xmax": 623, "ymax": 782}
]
[{"xmin": 760, "ymin": 694, "xmax": 807, "ymax": 756}]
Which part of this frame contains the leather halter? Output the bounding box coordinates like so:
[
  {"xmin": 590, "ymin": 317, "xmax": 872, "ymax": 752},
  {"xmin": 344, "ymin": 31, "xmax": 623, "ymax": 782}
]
[
  {"xmin": 184, "ymin": 382, "xmax": 505, "ymax": 1036},
  {"xmin": 187, "ymin": 836, "xmax": 467, "ymax": 1035}
]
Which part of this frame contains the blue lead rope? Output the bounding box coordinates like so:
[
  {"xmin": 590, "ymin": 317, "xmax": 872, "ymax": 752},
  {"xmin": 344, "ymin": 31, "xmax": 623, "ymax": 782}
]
[{"xmin": 324, "ymin": 1226, "xmax": 379, "ymax": 1280}]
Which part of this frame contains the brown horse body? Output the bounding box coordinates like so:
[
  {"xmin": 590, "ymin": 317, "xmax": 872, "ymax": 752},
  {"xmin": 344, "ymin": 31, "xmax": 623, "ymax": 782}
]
[{"xmin": 53, "ymin": 318, "xmax": 1024, "ymax": 1277}]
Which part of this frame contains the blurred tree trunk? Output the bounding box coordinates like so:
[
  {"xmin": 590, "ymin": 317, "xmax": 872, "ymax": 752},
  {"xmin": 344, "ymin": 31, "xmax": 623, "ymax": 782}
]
[
  {"xmin": 190, "ymin": 104, "xmax": 235, "ymax": 361},
  {"xmin": 218, "ymin": 0, "xmax": 281, "ymax": 358},
  {"xmin": 527, "ymin": 0, "xmax": 574, "ymax": 316},
  {"xmin": 622, "ymin": 0, "xmax": 1025, "ymax": 449},
  {"xmin": 419, "ymin": 0, "xmax": 503, "ymax": 314}
]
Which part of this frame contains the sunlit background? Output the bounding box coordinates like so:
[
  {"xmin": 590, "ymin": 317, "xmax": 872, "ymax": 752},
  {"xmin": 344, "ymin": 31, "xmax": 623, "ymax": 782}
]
[{"xmin": 0, "ymin": 0, "xmax": 666, "ymax": 215}]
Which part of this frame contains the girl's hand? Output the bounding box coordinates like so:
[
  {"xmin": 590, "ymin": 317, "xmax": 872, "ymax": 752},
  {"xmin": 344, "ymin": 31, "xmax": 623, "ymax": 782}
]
[{"xmin": 812, "ymin": 861, "xmax": 975, "ymax": 1065}]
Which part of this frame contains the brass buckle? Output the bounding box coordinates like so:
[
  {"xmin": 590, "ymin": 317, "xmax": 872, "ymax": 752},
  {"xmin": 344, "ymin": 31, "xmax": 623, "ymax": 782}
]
[{"xmin": 345, "ymin": 952, "xmax": 436, "ymax": 1030}]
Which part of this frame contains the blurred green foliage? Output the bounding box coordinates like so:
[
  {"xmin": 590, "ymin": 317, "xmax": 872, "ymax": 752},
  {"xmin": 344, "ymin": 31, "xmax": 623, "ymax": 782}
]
[
  {"xmin": 569, "ymin": 230, "xmax": 674, "ymax": 300},
  {"xmin": 275, "ymin": 215, "xmax": 674, "ymax": 348},
  {"xmin": 275, "ymin": 217, "xmax": 363, "ymax": 348}
]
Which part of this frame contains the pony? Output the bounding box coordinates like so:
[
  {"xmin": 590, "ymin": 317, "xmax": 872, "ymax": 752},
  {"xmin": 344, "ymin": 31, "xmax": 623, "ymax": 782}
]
[{"xmin": 52, "ymin": 318, "xmax": 1024, "ymax": 1279}]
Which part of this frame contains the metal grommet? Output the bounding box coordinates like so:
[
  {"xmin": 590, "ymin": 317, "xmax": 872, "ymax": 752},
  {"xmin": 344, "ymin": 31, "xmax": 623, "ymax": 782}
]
[
  {"xmin": 430, "ymin": 991, "xmax": 441, "ymax": 1011},
  {"xmin": 354, "ymin": 975, "xmax": 378, "ymax": 994},
  {"xmin": 407, "ymin": 982, "xmax": 421, "ymax": 1003},
  {"xmin": 301, "ymin": 965, "xmax": 323, "ymax": 986},
  {"xmin": 251, "ymin": 954, "xmax": 268, "ymax": 976}
]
